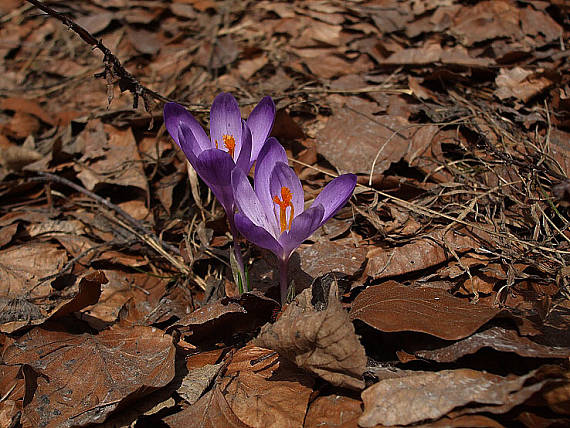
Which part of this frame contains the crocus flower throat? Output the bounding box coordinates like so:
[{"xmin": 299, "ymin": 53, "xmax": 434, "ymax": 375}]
[
  {"xmin": 215, "ymin": 134, "xmax": 236, "ymax": 159},
  {"xmin": 273, "ymin": 186, "xmax": 294, "ymax": 233}
]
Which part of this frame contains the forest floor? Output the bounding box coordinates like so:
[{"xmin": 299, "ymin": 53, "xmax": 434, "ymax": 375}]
[{"xmin": 1, "ymin": 1, "xmax": 569, "ymax": 427}]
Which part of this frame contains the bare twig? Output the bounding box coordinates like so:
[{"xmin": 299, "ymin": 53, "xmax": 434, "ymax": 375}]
[
  {"xmin": 31, "ymin": 172, "xmax": 207, "ymax": 289},
  {"xmin": 25, "ymin": 0, "xmax": 174, "ymax": 111}
]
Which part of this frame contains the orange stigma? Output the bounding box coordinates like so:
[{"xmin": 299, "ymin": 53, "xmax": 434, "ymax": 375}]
[
  {"xmin": 222, "ymin": 134, "xmax": 236, "ymax": 158},
  {"xmin": 273, "ymin": 186, "xmax": 294, "ymax": 233}
]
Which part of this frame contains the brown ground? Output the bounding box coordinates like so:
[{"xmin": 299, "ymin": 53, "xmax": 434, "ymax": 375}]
[{"xmin": 1, "ymin": 1, "xmax": 569, "ymax": 427}]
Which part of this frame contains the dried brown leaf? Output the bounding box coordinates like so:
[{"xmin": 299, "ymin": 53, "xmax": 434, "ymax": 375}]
[
  {"xmin": 415, "ymin": 326, "xmax": 570, "ymax": 362},
  {"xmin": 350, "ymin": 281, "xmax": 500, "ymax": 340},
  {"xmin": 164, "ymin": 388, "xmax": 248, "ymax": 428},
  {"xmin": 317, "ymin": 108, "xmax": 412, "ymax": 175},
  {"xmin": 359, "ymin": 368, "xmax": 553, "ymax": 427},
  {"xmin": 450, "ymin": 1, "xmax": 520, "ymax": 46},
  {"xmin": 171, "ymin": 291, "xmax": 279, "ymax": 346},
  {"xmin": 305, "ymin": 394, "xmax": 362, "ymax": 428},
  {"xmin": 495, "ymin": 67, "xmax": 553, "ymax": 102},
  {"xmin": 179, "ymin": 362, "xmax": 223, "ymax": 405},
  {"xmin": 74, "ymin": 121, "xmax": 149, "ymax": 192},
  {"xmin": 253, "ymin": 282, "xmax": 366, "ymax": 390},
  {"xmin": 365, "ymin": 228, "xmax": 479, "ymax": 280},
  {"xmin": 221, "ymin": 345, "xmax": 314, "ymax": 427},
  {"xmin": 3, "ymin": 325, "xmax": 175, "ymax": 427}
]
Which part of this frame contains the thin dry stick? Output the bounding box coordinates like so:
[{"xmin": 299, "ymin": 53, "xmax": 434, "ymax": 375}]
[
  {"xmin": 25, "ymin": 0, "xmax": 173, "ymax": 110},
  {"xmin": 31, "ymin": 172, "xmax": 206, "ymax": 289},
  {"xmin": 289, "ymin": 157, "xmax": 570, "ymax": 257}
]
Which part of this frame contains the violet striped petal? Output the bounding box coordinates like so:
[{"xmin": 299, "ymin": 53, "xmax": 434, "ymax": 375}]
[
  {"xmin": 234, "ymin": 213, "xmax": 284, "ymax": 259},
  {"xmin": 209, "ymin": 93, "xmax": 242, "ymax": 157},
  {"xmin": 231, "ymin": 167, "xmax": 275, "ymax": 237},
  {"xmin": 164, "ymin": 102, "xmax": 210, "ymax": 153},
  {"xmin": 246, "ymin": 96, "xmax": 275, "ymax": 165},
  {"xmin": 254, "ymin": 138, "xmax": 288, "ymax": 236},
  {"xmin": 312, "ymin": 173, "xmax": 357, "ymax": 225}
]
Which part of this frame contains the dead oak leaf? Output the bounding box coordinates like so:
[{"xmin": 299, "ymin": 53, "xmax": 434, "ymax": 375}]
[
  {"xmin": 359, "ymin": 367, "xmax": 557, "ymax": 427},
  {"xmin": 350, "ymin": 281, "xmax": 500, "ymax": 341},
  {"xmin": 253, "ymin": 282, "xmax": 366, "ymax": 390},
  {"xmin": 2, "ymin": 325, "xmax": 175, "ymax": 428},
  {"xmin": 415, "ymin": 326, "xmax": 570, "ymax": 362},
  {"xmin": 316, "ymin": 108, "xmax": 412, "ymax": 175},
  {"xmin": 221, "ymin": 345, "xmax": 314, "ymax": 428},
  {"xmin": 365, "ymin": 228, "xmax": 480, "ymax": 280}
]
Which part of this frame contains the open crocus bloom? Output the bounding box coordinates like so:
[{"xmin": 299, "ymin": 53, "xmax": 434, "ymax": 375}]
[
  {"xmin": 231, "ymin": 138, "xmax": 357, "ymax": 300},
  {"xmin": 163, "ymin": 93, "xmax": 275, "ymax": 216}
]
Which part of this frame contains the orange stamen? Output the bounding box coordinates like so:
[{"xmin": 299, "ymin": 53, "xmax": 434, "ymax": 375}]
[
  {"xmin": 215, "ymin": 140, "xmax": 219, "ymax": 149},
  {"xmin": 273, "ymin": 186, "xmax": 294, "ymax": 233},
  {"xmin": 222, "ymin": 134, "xmax": 236, "ymax": 158}
]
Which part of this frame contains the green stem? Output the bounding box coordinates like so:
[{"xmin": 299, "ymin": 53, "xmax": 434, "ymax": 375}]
[
  {"xmin": 228, "ymin": 216, "xmax": 246, "ymax": 290},
  {"xmin": 279, "ymin": 258, "xmax": 288, "ymax": 306}
]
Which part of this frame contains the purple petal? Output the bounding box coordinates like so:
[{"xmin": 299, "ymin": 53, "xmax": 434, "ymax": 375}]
[
  {"xmin": 279, "ymin": 204, "xmax": 324, "ymax": 259},
  {"xmin": 231, "ymin": 167, "xmax": 275, "ymax": 237},
  {"xmin": 177, "ymin": 122, "xmax": 201, "ymax": 162},
  {"xmin": 195, "ymin": 149, "xmax": 236, "ymax": 214},
  {"xmin": 254, "ymin": 138, "xmax": 288, "ymax": 235},
  {"xmin": 235, "ymin": 121, "xmax": 252, "ymax": 173},
  {"xmin": 246, "ymin": 96, "xmax": 275, "ymax": 163},
  {"xmin": 269, "ymin": 162, "xmax": 304, "ymax": 226},
  {"xmin": 164, "ymin": 102, "xmax": 210, "ymax": 153},
  {"xmin": 312, "ymin": 174, "xmax": 357, "ymax": 225},
  {"xmin": 234, "ymin": 213, "xmax": 284, "ymax": 259},
  {"xmin": 209, "ymin": 93, "xmax": 242, "ymax": 157}
]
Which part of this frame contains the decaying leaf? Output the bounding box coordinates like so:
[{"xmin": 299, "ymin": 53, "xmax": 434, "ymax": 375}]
[
  {"xmin": 171, "ymin": 291, "xmax": 279, "ymax": 346},
  {"xmin": 305, "ymin": 394, "xmax": 362, "ymax": 427},
  {"xmin": 3, "ymin": 325, "xmax": 175, "ymax": 427},
  {"xmin": 350, "ymin": 281, "xmax": 500, "ymax": 340},
  {"xmin": 316, "ymin": 107, "xmax": 412, "ymax": 175},
  {"xmin": 220, "ymin": 345, "xmax": 314, "ymax": 427},
  {"xmin": 163, "ymin": 387, "xmax": 249, "ymax": 428},
  {"xmin": 254, "ymin": 281, "xmax": 367, "ymax": 390},
  {"xmin": 359, "ymin": 367, "xmax": 564, "ymax": 427},
  {"xmin": 414, "ymin": 326, "xmax": 570, "ymax": 362},
  {"xmin": 0, "ymin": 269, "xmax": 107, "ymax": 333},
  {"xmin": 365, "ymin": 228, "xmax": 480, "ymax": 280}
]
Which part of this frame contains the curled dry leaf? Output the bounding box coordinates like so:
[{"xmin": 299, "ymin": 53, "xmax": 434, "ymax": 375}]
[
  {"xmin": 0, "ymin": 269, "xmax": 107, "ymax": 334},
  {"xmin": 350, "ymin": 281, "xmax": 500, "ymax": 340},
  {"xmin": 359, "ymin": 367, "xmax": 559, "ymax": 427},
  {"xmin": 166, "ymin": 345, "xmax": 314, "ymax": 428},
  {"xmin": 414, "ymin": 326, "xmax": 570, "ymax": 362},
  {"xmin": 316, "ymin": 107, "xmax": 411, "ymax": 175},
  {"xmin": 305, "ymin": 394, "xmax": 363, "ymax": 427},
  {"xmin": 365, "ymin": 228, "xmax": 480, "ymax": 280},
  {"xmin": 220, "ymin": 345, "xmax": 314, "ymax": 428},
  {"xmin": 164, "ymin": 387, "xmax": 249, "ymax": 428},
  {"xmin": 2, "ymin": 325, "xmax": 175, "ymax": 427},
  {"xmin": 170, "ymin": 291, "xmax": 279, "ymax": 346},
  {"xmin": 253, "ymin": 282, "xmax": 367, "ymax": 390},
  {"xmin": 495, "ymin": 67, "xmax": 553, "ymax": 102},
  {"xmin": 178, "ymin": 362, "xmax": 224, "ymax": 405}
]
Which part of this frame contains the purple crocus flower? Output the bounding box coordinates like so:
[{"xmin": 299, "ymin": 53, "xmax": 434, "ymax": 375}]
[
  {"xmin": 231, "ymin": 138, "xmax": 357, "ymax": 303},
  {"xmin": 163, "ymin": 93, "xmax": 275, "ymax": 217},
  {"xmin": 163, "ymin": 93, "xmax": 275, "ymax": 288}
]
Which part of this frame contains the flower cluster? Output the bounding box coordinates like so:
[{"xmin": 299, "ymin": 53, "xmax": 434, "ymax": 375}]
[{"xmin": 164, "ymin": 93, "xmax": 356, "ymax": 303}]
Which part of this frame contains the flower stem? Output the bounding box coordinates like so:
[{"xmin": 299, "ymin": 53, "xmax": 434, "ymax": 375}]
[
  {"xmin": 228, "ymin": 216, "xmax": 246, "ymax": 290},
  {"xmin": 279, "ymin": 258, "xmax": 288, "ymax": 306}
]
